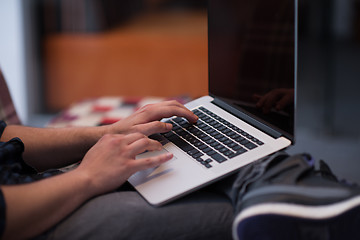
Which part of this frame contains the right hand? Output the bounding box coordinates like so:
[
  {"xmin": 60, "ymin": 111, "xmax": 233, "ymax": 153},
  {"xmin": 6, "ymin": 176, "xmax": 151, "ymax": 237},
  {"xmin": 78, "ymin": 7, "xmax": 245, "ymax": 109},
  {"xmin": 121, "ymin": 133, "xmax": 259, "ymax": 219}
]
[
  {"xmin": 75, "ymin": 133, "xmax": 173, "ymax": 196},
  {"xmin": 107, "ymin": 100, "xmax": 198, "ymax": 136}
]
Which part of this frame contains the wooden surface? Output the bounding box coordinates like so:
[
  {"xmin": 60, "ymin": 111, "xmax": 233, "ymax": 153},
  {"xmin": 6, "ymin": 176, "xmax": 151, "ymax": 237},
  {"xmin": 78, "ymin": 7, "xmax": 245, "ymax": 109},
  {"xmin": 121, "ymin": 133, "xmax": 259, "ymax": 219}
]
[{"xmin": 43, "ymin": 10, "xmax": 208, "ymax": 111}]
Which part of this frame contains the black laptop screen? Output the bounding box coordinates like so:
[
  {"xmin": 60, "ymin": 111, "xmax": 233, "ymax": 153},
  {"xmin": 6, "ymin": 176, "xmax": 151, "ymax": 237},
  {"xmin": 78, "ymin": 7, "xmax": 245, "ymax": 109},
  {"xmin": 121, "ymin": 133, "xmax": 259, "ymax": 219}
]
[{"xmin": 208, "ymin": 0, "xmax": 296, "ymax": 140}]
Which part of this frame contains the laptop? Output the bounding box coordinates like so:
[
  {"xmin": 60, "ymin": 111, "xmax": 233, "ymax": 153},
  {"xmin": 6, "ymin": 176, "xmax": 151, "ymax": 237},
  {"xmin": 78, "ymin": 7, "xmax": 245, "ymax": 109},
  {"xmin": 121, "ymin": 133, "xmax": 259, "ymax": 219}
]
[{"xmin": 129, "ymin": 0, "xmax": 298, "ymax": 206}]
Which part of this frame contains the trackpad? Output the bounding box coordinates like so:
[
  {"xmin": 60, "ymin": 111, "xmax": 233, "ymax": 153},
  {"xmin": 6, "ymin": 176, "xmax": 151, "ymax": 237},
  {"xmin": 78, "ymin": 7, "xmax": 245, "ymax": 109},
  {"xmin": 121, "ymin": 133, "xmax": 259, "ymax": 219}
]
[
  {"xmin": 132, "ymin": 148, "xmax": 176, "ymax": 186},
  {"xmin": 136, "ymin": 147, "xmax": 175, "ymax": 160}
]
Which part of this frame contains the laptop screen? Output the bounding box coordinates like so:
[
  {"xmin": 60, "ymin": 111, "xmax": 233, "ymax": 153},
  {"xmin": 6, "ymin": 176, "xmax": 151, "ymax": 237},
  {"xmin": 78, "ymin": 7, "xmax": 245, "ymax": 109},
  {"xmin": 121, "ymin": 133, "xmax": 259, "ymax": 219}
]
[{"xmin": 208, "ymin": 0, "xmax": 296, "ymax": 140}]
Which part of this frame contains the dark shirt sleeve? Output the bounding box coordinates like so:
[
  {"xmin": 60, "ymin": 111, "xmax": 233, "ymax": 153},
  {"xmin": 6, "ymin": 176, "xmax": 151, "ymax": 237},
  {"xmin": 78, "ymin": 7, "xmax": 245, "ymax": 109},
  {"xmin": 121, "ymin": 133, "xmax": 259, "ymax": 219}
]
[
  {"xmin": 0, "ymin": 188, "xmax": 5, "ymax": 238},
  {"xmin": 0, "ymin": 121, "xmax": 62, "ymax": 238},
  {"xmin": 0, "ymin": 120, "xmax": 6, "ymax": 137}
]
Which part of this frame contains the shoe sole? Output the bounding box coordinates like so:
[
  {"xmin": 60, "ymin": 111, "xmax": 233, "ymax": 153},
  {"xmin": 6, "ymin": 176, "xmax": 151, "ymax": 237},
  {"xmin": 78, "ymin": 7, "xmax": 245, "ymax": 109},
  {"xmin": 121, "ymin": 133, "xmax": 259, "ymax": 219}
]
[{"xmin": 233, "ymin": 195, "xmax": 360, "ymax": 240}]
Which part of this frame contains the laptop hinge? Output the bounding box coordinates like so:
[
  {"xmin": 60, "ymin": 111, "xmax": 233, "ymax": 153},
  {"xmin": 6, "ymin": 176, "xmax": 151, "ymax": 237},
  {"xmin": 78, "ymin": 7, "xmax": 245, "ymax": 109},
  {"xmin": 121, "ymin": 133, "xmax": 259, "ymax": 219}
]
[{"xmin": 212, "ymin": 98, "xmax": 283, "ymax": 139}]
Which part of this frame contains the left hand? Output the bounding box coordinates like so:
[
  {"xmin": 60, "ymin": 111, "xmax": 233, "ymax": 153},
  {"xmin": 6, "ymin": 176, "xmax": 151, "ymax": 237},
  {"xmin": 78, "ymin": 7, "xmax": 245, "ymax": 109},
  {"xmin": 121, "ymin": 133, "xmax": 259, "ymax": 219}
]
[{"xmin": 76, "ymin": 132, "xmax": 173, "ymax": 196}]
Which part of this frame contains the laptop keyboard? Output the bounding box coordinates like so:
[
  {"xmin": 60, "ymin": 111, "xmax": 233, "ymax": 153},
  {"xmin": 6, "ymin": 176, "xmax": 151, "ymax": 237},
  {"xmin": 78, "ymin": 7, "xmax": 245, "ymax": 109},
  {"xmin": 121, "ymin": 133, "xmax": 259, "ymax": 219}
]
[{"xmin": 161, "ymin": 106, "xmax": 264, "ymax": 169}]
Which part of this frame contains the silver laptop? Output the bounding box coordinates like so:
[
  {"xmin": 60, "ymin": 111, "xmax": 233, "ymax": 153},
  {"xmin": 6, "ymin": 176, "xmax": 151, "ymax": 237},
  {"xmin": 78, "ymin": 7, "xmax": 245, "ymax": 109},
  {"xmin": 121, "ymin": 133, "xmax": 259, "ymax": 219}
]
[{"xmin": 129, "ymin": 0, "xmax": 298, "ymax": 206}]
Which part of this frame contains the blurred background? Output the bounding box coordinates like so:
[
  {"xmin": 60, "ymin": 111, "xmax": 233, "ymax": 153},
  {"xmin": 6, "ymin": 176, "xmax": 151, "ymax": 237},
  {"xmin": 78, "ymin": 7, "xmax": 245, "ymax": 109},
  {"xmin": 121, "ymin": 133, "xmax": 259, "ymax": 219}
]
[{"xmin": 0, "ymin": 0, "xmax": 360, "ymax": 182}]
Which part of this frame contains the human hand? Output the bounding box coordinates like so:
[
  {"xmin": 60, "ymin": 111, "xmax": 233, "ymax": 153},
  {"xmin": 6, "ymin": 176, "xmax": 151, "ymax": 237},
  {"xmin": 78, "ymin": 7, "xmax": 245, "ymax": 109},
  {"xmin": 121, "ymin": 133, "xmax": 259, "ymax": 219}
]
[
  {"xmin": 253, "ymin": 88, "xmax": 294, "ymax": 114},
  {"xmin": 75, "ymin": 133, "xmax": 173, "ymax": 196},
  {"xmin": 108, "ymin": 100, "xmax": 198, "ymax": 136}
]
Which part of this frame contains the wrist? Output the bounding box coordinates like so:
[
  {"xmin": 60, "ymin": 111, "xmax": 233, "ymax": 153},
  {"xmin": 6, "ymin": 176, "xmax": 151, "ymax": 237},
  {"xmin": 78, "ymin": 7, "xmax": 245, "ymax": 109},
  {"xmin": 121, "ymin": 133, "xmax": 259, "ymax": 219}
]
[
  {"xmin": 71, "ymin": 166, "xmax": 113, "ymax": 198},
  {"xmin": 104, "ymin": 121, "xmax": 127, "ymax": 135},
  {"xmin": 66, "ymin": 168, "xmax": 97, "ymax": 199}
]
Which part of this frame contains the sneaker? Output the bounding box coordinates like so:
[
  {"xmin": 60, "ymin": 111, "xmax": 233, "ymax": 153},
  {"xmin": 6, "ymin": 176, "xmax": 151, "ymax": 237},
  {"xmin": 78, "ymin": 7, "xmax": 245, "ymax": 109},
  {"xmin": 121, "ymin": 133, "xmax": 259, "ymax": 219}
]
[{"xmin": 232, "ymin": 153, "xmax": 360, "ymax": 240}]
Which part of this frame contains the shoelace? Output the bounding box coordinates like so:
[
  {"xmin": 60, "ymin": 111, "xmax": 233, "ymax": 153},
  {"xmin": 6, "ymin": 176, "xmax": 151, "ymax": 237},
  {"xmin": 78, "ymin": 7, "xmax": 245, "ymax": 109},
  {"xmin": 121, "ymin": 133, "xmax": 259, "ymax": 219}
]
[
  {"xmin": 317, "ymin": 160, "xmax": 359, "ymax": 187},
  {"xmin": 232, "ymin": 153, "xmax": 320, "ymax": 212},
  {"xmin": 316, "ymin": 160, "xmax": 338, "ymax": 182},
  {"xmin": 231, "ymin": 153, "xmax": 290, "ymax": 212}
]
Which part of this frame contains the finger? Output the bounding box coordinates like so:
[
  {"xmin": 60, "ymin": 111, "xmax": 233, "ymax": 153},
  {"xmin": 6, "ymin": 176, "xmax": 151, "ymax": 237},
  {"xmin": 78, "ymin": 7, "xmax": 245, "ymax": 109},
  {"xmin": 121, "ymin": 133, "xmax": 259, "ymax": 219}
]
[
  {"xmin": 276, "ymin": 95, "xmax": 292, "ymax": 110},
  {"xmin": 154, "ymin": 100, "xmax": 188, "ymax": 108},
  {"xmin": 253, "ymin": 94, "xmax": 262, "ymax": 101},
  {"xmin": 163, "ymin": 106, "xmax": 198, "ymax": 123},
  {"xmin": 126, "ymin": 137, "xmax": 163, "ymax": 157},
  {"xmin": 262, "ymin": 92, "xmax": 284, "ymax": 113},
  {"xmin": 138, "ymin": 100, "xmax": 186, "ymax": 114},
  {"xmin": 134, "ymin": 121, "xmax": 173, "ymax": 136},
  {"xmin": 256, "ymin": 95, "xmax": 266, "ymax": 108},
  {"xmin": 121, "ymin": 132, "xmax": 148, "ymax": 145},
  {"xmin": 129, "ymin": 153, "xmax": 173, "ymax": 172},
  {"xmin": 139, "ymin": 101, "xmax": 198, "ymax": 123}
]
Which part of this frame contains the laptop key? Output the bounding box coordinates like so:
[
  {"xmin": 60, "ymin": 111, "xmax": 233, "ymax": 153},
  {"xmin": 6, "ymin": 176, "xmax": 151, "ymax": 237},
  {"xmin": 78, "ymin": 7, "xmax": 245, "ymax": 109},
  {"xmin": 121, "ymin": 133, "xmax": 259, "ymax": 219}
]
[
  {"xmin": 204, "ymin": 163, "xmax": 213, "ymax": 168},
  {"xmin": 210, "ymin": 141, "xmax": 220, "ymax": 148},
  {"xmin": 195, "ymin": 158, "xmax": 203, "ymax": 163},
  {"xmin": 168, "ymin": 134, "xmax": 194, "ymax": 152},
  {"xmin": 202, "ymin": 147, "xmax": 213, "ymax": 153},
  {"xmin": 223, "ymin": 150, "xmax": 234, "ymax": 157},
  {"xmin": 223, "ymin": 139, "xmax": 233, "ymax": 145},
  {"xmin": 239, "ymin": 139, "xmax": 250, "ymax": 145},
  {"xmin": 188, "ymin": 148, "xmax": 200, "ymax": 155},
  {"xmin": 192, "ymin": 152, "xmax": 204, "ymax": 159},
  {"xmin": 245, "ymin": 142, "xmax": 257, "ymax": 150},
  {"xmin": 234, "ymin": 136, "xmax": 245, "ymax": 142},
  {"xmin": 192, "ymin": 109, "xmax": 201, "ymax": 115},
  {"xmin": 163, "ymin": 131, "xmax": 175, "ymax": 138},
  {"xmin": 198, "ymin": 145, "xmax": 208, "ymax": 151},
  {"xmin": 214, "ymin": 134, "xmax": 225, "ymax": 140},
  {"xmin": 225, "ymin": 131, "xmax": 236, "ymax": 137},
  {"xmin": 211, "ymin": 153, "xmax": 227, "ymax": 163},
  {"xmin": 217, "ymin": 146, "xmax": 228, "ymax": 152},
  {"xmin": 207, "ymin": 149, "xmax": 217, "ymax": 156},
  {"xmin": 231, "ymin": 144, "xmax": 244, "ymax": 151},
  {"xmin": 218, "ymin": 125, "xmax": 227, "ymax": 131},
  {"xmin": 229, "ymin": 148, "xmax": 247, "ymax": 158}
]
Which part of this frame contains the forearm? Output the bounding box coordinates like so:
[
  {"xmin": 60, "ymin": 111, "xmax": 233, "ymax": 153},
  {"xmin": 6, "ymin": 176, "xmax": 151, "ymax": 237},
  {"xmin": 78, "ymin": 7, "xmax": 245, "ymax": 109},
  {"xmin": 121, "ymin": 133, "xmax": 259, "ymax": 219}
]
[
  {"xmin": 0, "ymin": 101, "xmax": 197, "ymax": 172},
  {"xmin": 1, "ymin": 170, "xmax": 94, "ymax": 240},
  {"xmin": 1, "ymin": 125, "xmax": 109, "ymax": 171},
  {"xmin": 0, "ymin": 132, "xmax": 172, "ymax": 240}
]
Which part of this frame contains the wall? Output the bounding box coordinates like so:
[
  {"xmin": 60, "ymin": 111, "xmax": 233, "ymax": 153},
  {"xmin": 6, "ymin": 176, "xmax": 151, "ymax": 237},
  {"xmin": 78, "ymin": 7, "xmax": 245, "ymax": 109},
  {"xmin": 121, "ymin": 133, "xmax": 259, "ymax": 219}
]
[{"xmin": 0, "ymin": 0, "xmax": 27, "ymax": 123}]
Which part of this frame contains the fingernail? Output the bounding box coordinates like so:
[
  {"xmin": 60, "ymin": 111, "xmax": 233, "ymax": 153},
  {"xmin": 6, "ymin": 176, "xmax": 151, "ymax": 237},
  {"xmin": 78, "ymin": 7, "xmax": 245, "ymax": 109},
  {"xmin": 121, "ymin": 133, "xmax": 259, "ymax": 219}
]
[{"xmin": 166, "ymin": 123, "xmax": 173, "ymax": 130}]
